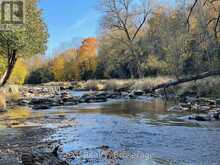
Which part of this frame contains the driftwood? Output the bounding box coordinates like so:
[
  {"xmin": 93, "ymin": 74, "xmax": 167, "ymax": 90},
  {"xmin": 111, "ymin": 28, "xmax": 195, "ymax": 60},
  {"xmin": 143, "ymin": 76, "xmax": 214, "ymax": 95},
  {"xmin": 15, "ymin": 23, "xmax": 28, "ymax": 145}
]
[
  {"xmin": 146, "ymin": 70, "xmax": 220, "ymax": 93},
  {"xmin": 21, "ymin": 146, "xmax": 69, "ymax": 165}
]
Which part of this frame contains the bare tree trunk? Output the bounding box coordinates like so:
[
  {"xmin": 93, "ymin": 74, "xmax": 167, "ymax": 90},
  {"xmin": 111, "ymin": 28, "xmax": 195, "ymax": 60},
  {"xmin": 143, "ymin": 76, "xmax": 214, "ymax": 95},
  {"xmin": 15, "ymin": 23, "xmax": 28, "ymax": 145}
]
[
  {"xmin": 145, "ymin": 70, "xmax": 220, "ymax": 93},
  {"xmin": 0, "ymin": 50, "xmax": 17, "ymax": 87}
]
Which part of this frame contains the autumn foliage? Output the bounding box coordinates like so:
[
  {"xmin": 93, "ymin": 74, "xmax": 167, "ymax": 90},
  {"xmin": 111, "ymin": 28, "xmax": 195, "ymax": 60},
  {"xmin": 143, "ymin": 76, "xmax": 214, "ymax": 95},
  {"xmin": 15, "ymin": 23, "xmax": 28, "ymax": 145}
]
[
  {"xmin": 77, "ymin": 38, "xmax": 97, "ymax": 80},
  {"xmin": 45, "ymin": 38, "xmax": 98, "ymax": 83},
  {"xmin": 10, "ymin": 0, "xmax": 220, "ymax": 84}
]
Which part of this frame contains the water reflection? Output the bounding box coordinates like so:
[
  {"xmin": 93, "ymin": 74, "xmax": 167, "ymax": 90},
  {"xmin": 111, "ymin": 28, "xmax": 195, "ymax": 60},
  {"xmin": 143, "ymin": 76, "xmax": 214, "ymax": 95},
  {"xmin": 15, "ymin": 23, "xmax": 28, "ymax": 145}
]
[
  {"xmin": 0, "ymin": 107, "xmax": 43, "ymax": 128},
  {"xmin": 0, "ymin": 96, "xmax": 220, "ymax": 165}
]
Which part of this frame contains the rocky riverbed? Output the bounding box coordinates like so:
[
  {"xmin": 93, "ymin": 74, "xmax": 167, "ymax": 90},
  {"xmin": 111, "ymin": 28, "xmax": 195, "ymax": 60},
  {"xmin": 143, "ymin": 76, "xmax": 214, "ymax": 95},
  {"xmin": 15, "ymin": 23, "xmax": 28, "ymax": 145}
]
[
  {"xmin": 168, "ymin": 97, "xmax": 220, "ymax": 121},
  {"xmin": 1, "ymin": 86, "xmax": 220, "ymax": 164},
  {"xmin": 8, "ymin": 86, "xmax": 157, "ymax": 109},
  {"xmin": 7, "ymin": 86, "xmax": 220, "ymax": 123},
  {"xmin": 1, "ymin": 95, "xmax": 220, "ymax": 165}
]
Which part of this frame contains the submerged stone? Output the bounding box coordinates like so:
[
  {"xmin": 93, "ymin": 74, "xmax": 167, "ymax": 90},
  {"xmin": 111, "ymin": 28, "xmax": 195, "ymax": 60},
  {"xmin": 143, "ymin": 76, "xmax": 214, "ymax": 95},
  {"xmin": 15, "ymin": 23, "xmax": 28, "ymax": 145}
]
[
  {"xmin": 32, "ymin": 104, "xmax": 51, "ymax": 110},
  {"xmin": 189, "ymin": 115, "xmax": 211, "ymax": 121}
]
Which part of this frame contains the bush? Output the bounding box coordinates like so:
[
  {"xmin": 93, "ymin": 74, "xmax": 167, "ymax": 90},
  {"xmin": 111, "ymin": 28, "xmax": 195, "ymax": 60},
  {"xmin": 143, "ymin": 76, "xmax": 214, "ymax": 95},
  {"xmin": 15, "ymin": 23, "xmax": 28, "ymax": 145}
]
[
  {"xmin": 6, "ymin": 85, "xmax": 21, "ymax": 102},
  {"xmin": 25, "ymin": 68, "xmax": 54, "ymax": 84}
]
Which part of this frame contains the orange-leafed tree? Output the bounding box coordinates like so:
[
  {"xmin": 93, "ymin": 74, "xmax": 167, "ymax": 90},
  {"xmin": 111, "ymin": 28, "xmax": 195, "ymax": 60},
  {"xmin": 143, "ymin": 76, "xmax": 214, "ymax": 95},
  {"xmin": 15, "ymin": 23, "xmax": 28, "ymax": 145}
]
[{"xmin": 77, "ymin": 38, "xmax": 97, "ymax": 80}]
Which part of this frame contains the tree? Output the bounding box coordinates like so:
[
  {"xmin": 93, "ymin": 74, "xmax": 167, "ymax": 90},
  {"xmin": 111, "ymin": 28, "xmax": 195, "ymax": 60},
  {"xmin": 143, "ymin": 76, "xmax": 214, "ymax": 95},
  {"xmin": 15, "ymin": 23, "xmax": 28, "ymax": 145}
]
[
  {"xmin": 26, "ymin": 68, "xmax": 54, "ymax": 84},
  {"xmin": 77, "ymin": 38, "xmax": 97, "ymax": 80},
  {"xmin": 63, "ymin": 49, "xmax": 80, "ymax": 80},
  {"xmin": 97, "ymin": 0, "xmax": 220, "ymax": 79},
  {"xmin": 0, "ymin": 0, "xmax": 48, "ymax": 87},
  {"xmin": 51, "ymin": 55, "xmax": 65, "ymax": 81},
  {"xmin": 9, "ymin": 59, "xmax": 28, "ymax": 85},
  {"xmin": 99, "ymin": 0, "xmax": 153, "ymax": 78},
  {"xmin": 187, "ymin": 0, "xmax": 220, "ymax": 39},
  {"xmin": 51, "ymin": 48, "xmax": 78, "ymax": 81}
]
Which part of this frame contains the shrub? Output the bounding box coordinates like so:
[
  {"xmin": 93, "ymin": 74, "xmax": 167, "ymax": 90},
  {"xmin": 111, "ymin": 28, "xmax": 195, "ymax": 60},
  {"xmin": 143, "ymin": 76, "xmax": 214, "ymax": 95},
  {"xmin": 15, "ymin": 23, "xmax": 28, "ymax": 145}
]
[{"xmin": 25, "ymin": 68, "xmax": 54, "ymax": 84}]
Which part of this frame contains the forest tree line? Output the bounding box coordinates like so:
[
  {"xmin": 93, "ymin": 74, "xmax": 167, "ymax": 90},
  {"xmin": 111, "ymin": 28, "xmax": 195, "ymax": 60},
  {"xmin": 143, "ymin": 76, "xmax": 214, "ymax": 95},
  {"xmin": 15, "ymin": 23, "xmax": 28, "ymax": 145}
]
[{"xmin": 0, "ymin": 0, "xmax": 219, "ymax": 85}]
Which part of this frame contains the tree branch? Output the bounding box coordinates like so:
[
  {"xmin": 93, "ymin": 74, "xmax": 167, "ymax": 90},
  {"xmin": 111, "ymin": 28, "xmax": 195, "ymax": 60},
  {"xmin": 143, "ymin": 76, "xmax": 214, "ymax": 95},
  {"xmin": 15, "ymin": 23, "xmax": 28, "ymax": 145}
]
[{"xmin": 187, "ymin": 0, "xmax": 198, "ymax": 31}]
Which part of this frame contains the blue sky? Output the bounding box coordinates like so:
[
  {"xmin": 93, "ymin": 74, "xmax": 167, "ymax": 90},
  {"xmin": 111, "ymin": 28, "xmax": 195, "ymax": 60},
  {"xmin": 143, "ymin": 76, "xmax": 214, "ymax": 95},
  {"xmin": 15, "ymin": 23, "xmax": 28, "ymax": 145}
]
[
  {"xmin": 38, "ymin": 0, "xmax": 101, "ymax": 56},
  {"xmin": 38, "ymin": 0, "xmax": 175, "ymax": 56}
]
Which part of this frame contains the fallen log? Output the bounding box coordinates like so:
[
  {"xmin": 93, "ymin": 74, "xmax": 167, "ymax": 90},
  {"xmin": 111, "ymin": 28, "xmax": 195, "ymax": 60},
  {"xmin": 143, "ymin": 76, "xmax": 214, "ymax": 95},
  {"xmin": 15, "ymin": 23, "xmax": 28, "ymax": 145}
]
[{"xmin": 147, "ymin": 70, "xmax": 220, "ymax": 92}]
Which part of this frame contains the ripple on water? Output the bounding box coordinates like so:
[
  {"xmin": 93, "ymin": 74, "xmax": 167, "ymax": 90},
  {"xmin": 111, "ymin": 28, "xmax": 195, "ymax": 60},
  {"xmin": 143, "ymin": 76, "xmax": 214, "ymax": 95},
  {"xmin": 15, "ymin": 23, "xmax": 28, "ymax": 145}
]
[{"xmin": 0, "ymin": 97, "xmax": 220, "ymax": 165}]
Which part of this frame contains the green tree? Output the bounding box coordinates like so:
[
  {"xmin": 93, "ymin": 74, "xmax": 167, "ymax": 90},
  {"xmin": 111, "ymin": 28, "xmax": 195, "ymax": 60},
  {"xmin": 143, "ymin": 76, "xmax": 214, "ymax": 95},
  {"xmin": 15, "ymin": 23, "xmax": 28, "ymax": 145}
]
[
  {"xmin": 26, "ymin": 68, "xmax": 54, "ymax": 84},
  {"xmin": 0, "ymin": 0, "xmax": 48, "ymax": 86}
]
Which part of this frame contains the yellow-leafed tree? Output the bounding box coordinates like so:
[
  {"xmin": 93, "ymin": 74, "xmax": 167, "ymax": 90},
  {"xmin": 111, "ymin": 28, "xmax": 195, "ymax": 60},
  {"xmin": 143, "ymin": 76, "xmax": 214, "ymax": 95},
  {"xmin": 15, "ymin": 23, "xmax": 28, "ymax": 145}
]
[
  {"xmin": 9, "ymin": 59, "xmax": 28, "ymax": 85},
  {"xmin": 51, "ymin": 55, "xmax": 65, "ymax": 81}
]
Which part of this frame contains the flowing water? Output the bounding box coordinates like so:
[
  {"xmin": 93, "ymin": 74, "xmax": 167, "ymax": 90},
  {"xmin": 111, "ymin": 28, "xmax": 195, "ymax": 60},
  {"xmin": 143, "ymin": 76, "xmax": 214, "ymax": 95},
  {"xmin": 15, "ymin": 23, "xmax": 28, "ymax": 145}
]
[{"xmin": 0, "ymin": 91, "xmax": 220, "ymax": 165}]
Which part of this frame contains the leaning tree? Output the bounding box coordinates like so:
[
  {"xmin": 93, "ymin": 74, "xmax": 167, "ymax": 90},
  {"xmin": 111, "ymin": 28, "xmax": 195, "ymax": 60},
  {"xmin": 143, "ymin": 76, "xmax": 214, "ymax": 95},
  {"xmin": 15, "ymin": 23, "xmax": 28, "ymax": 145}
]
[{"xmin": 0, "ymin": 0, "xmax": 48, "ymax": 87}]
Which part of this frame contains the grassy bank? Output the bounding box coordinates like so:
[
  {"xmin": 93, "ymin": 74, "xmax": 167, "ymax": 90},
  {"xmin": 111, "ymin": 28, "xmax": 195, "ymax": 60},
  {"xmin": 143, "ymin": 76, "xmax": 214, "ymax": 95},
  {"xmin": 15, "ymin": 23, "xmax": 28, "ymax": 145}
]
[
  {"xmin": 74, "ymin": 77, "xmax": 173, "ymax": 91},
  {"xmin": 72, "ymin": 76, "xmax": 220, "ymax": 98},
  {"xmin": 173, "ymin": 76, "xmax": 220, "ymax": 98},
  {"xmin": 0, "ymin": 85, "xmax": 21, "ymax": 111}
]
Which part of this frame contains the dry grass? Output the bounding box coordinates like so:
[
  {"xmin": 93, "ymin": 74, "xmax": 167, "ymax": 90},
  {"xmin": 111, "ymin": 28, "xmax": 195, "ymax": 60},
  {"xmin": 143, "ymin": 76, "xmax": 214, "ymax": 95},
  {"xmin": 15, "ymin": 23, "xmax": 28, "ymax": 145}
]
[
  {"xmin": 74, "ymin": 76, "xmax": 220, "ymax": 98},
  {"xmin": 5, "ymin": 85, "xmax": 21, "ymax": 102},
  {"xmin": 0, "ymin": 90, "xmax": 6, "ymax": 110},
  {"xmin": 77, "ymin": 77, "xmax": 173, "ymax": 91},
  {"xmin": 130, "ymin": 77, "xmax": 172, "ymax": 90},
  {"xmin": 176, "ymin": 76, "xmax": 220, "ymax": 98}
]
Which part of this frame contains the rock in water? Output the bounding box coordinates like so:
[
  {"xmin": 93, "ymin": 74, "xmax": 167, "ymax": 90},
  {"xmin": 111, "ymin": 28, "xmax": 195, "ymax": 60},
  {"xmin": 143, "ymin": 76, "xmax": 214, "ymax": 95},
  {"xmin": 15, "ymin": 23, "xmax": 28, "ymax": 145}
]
[
  {"xmin": 32, "ymin": 104, "xmax": 51, "ymax": 110},
  {"xmin": 133, "ymin": 90, "xmax": 144, "ymax": 96},
  {"xmin": 213, "ymin": 112, "xmax": 220, "ymax": 120},
  {"xmin": 216, "ymin": 99, "xmax": 220, "ymax": 105},
  {"xmin": 21, "ymin": 146, "xmax": 69, "ymax": 165},
  {"xmin": 189, "ymin": 115, "xmax": 211, "ymax": 121}
]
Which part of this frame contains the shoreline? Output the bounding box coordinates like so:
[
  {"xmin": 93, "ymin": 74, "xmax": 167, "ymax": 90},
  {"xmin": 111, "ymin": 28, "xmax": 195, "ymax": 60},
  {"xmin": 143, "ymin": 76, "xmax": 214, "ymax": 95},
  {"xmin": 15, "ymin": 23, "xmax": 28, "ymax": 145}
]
[{"xmin": 1, "ymin": 83, "xmax": 219, "ymax": 122}]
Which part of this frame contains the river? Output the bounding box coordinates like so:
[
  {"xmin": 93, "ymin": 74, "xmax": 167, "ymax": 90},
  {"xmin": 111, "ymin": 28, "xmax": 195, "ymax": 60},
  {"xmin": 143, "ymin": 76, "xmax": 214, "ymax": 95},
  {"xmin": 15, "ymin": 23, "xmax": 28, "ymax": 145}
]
[{"xmin": 0, "ymin": 91, "xmax": 220, "ymax": 165}]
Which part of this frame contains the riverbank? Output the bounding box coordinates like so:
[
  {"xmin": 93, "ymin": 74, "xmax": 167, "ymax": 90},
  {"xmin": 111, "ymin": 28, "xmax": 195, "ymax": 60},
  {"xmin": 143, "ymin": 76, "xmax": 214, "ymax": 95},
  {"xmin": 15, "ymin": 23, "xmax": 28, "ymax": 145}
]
[
  {"xmin": 2, "ymin": 76, "xmax": 220, "ymax": 121},
  {"xmin": 42, "ymin": 76, "xmax": 220, "ymax": 96},
  {"xmin": 1, "ymin": 86, "xmax": 219, "ymax": 123}
]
